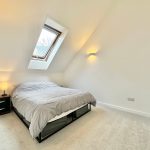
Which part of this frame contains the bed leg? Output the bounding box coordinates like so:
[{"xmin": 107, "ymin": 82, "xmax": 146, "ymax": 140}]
[{"xmin": 36, "ymin": 133, "xmax": 42, "ymax": 143}]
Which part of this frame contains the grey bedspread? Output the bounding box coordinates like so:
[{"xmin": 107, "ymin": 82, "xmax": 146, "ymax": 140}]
[{"xmin": 11, "ymin": 81, "xmax": 96, "ymax": 138}]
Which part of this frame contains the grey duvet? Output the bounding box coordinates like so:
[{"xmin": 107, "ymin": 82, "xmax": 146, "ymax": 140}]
[{"xmin": 11, "ymin": 81, "xmax": 96, "ymax": 138}]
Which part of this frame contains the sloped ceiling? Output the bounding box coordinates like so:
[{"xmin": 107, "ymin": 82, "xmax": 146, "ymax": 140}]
[{"xmin": 0, "ymin": 0, "xmax": 113, "ymax": 74}]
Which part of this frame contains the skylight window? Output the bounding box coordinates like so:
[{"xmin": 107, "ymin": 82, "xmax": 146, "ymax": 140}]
[
  {"xmin": 32, "ymin": 25, "xmax": 61, "ymax": 60},
  {"xmin": 28, "ymin": 18, "xmax": 68, "ymax": 70}
]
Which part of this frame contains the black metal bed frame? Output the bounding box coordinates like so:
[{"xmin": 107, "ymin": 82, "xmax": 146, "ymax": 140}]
[{"xmin": 13, "ymin": 104, "xmax": 91, "ymax": 143}]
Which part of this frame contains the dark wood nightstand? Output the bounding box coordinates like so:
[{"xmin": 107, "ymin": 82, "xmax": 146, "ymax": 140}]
[{"xmin": 0, "ymin": 96, "xmax": 11, "ymax": 115}]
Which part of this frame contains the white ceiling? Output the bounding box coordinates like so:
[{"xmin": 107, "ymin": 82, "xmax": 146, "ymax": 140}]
[{"xmin": 0, "ymin": 0, "xmax": 113, "ymax": 73}]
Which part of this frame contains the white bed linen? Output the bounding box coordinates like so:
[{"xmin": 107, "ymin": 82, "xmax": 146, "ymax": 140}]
[{"xmin": 11, "ymin": 81, "xmax": 96, "ymax": 138}]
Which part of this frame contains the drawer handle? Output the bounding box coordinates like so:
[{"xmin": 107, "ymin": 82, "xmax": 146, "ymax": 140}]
[
  {"xmin": 0, "ymin": 108, "xmax": 5, "ymax": 111},
  {"xmin": 0, "ymin": 101, "xmax": 5, "ymax": 104}
]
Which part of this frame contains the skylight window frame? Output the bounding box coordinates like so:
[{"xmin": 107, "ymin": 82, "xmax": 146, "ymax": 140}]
[
  {"xmin": 32, "ymin": 24, "xmax": 62, "ymax": 61},
  {"xmin": 28, "ymin": 17, "xmax": 68, "ymax": 70}
]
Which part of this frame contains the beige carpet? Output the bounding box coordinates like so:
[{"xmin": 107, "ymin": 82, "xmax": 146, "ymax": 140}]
[{"xmin": 0, "ymin": 106, "xmax": 150, "ymax": 150}]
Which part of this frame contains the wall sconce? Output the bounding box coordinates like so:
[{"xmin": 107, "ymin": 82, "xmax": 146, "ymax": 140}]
[
  {"xmin": 0, "ymin": 81, "xmax": 8, "ymax": 96},
  {"xmin": 87, "ymin": 52, "xmax": 97, "ymax": 57},
  {"xmin": 87, "ymin": 51, "xmax": 98, "ymax": 62}
]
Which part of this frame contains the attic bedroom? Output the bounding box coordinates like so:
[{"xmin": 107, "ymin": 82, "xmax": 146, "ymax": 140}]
[{"xmin": 0, "ymin": 0, "xmax": 150, "ymax": 149}]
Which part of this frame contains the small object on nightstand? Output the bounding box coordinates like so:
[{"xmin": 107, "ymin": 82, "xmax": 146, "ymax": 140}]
[
  {"xmin": 0, "ymin": 96, "xmax": 11, "ymax": 115},
  {"xmin": 2, "ymin": 90, "xmax": 7, "ymax": 97},
  {"xmin": 0, "ymin": 81, "xmax": 8, "ymax": 96}
]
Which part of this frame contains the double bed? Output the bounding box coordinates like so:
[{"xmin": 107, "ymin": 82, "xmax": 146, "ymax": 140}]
[{"xmin": 11, "ymin": 81, "xmax": 96, "ymax": 142}]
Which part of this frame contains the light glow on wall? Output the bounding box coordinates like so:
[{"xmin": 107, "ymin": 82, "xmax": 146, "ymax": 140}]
[
  {"xmin": 87, "ymin": 54, "xmax": 97, "ymax": 62},
  {"xmin": 0, "ymin": 81, "xmax": 8, "ymax": 91}
]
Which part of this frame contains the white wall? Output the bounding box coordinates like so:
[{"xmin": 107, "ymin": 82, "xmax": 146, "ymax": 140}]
[
  {"xmin": 0, "ymin": 0, "xmax": 113, "ymax": 72},
  {"xmin": 0, "ymin": 0, "xmax": 113, "ymax": 94},
  {"xmin": 64, "ymin": 0, "xmax": 150, "ymax": 114},
  {"xmin": 0, "ymin": 0, "xmax": 67, "ymax": 94}
]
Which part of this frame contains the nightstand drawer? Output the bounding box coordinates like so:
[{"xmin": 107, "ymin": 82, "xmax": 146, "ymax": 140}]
[
  {"xmin": 0, "ymin": 100, "xmax": 10, "ymax": 107},
  {"xmin": 0, "ymin": 108, "xmax": 10, "ymax": 115},
  {"xmin": 0, "ymin": 96, "xmax": 11, "ymax": 115},
  {"xmin": 0, "ymin": 100, "xmax": 7, "ymax": 108}
]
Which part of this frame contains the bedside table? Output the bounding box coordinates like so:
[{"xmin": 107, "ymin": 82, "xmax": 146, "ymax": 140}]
[{"xmin": 0, "ymin": 96, "xmax": 11, "ymax": 115}]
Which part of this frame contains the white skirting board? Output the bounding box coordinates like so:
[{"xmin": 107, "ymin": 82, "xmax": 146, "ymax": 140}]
[{"xmin": 97, "ymin": 101, "xmax": 150, "ymax": 118}]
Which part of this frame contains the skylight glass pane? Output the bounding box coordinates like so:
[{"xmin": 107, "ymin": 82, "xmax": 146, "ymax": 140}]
[{"xmin": 33, "ymin": 28, "xmax": 58, "ymax": 58}]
